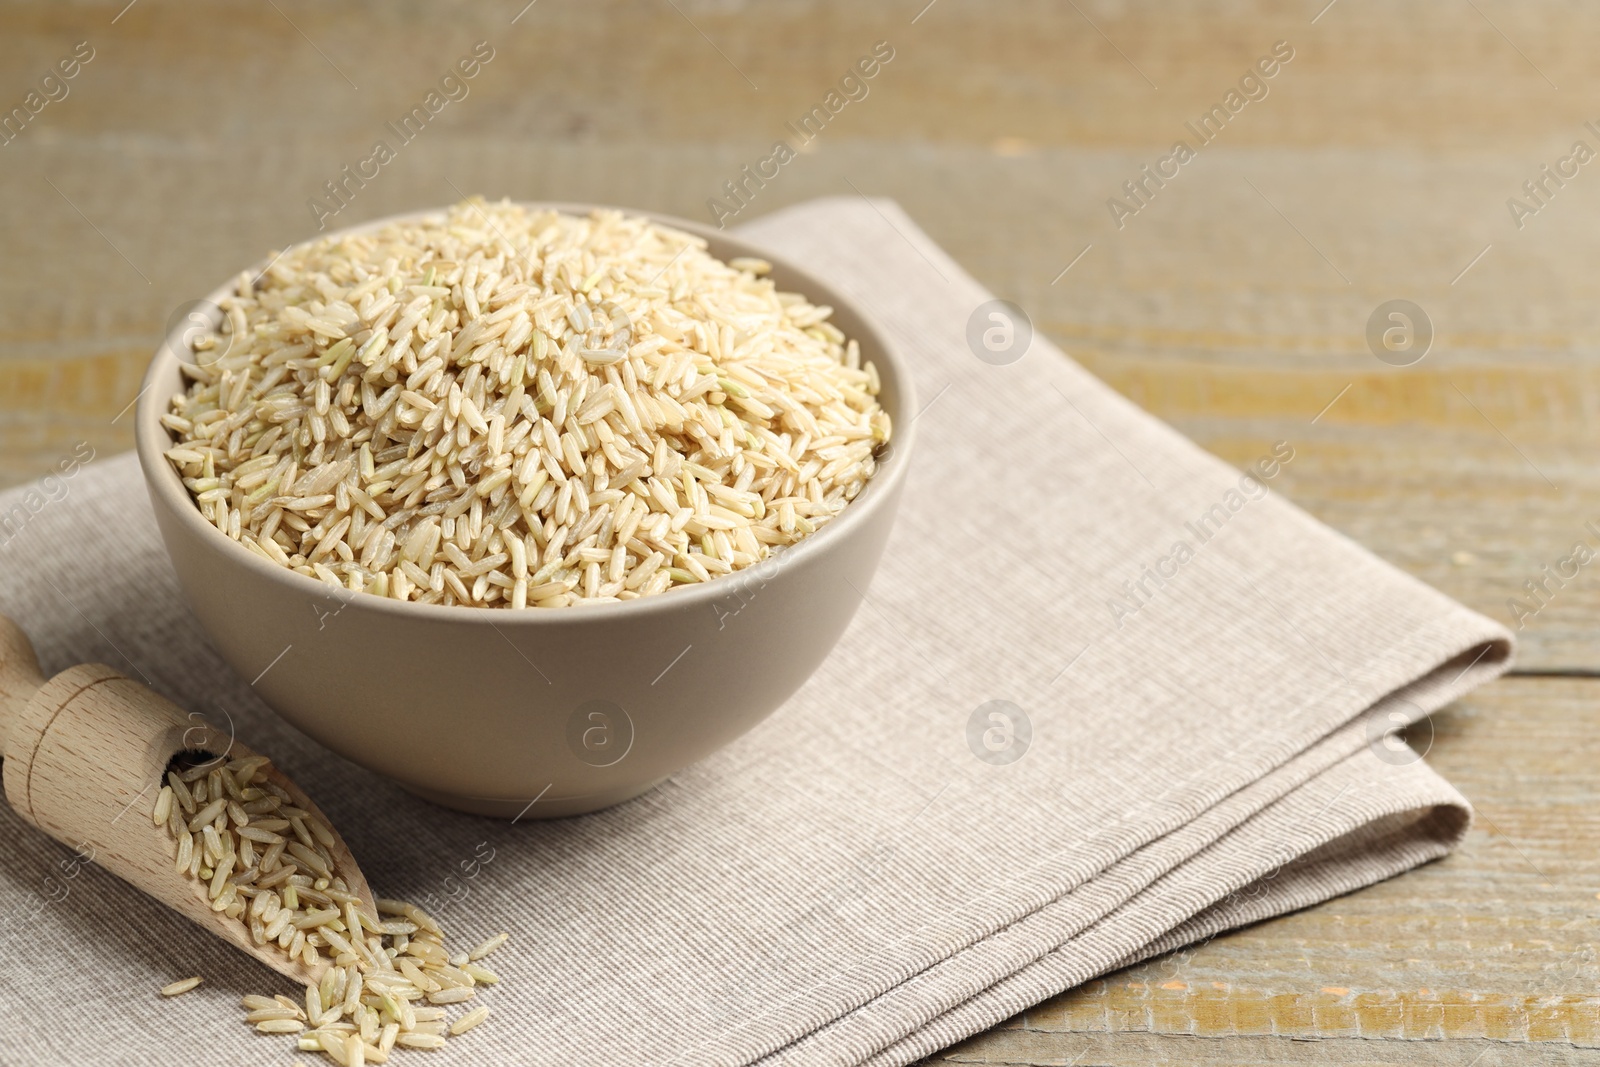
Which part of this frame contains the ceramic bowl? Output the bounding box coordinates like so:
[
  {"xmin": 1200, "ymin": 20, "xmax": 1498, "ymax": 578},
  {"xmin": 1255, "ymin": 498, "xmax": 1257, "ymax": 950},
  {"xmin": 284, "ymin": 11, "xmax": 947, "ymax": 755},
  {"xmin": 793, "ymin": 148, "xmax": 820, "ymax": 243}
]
[{"xmin": 135, "ymin": 202, "xmax": 914, "ymax": 817}]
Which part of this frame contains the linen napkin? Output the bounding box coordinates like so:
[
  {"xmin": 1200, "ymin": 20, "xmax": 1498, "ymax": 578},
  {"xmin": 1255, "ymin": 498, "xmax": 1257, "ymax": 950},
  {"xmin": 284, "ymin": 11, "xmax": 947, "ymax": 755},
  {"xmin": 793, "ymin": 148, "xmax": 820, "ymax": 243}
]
[{"xmin": 0, "ymin": 197, "xmax": 1511, "ymax": 1066}]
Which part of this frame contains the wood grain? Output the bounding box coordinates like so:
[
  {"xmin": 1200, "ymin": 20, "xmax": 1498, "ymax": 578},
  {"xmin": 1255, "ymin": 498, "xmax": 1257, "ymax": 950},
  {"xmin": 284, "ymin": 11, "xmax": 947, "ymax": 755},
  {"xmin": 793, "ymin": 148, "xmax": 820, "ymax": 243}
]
[
  {"xmin": 3, "ymin": 0, "xmax": 1597, "ymax": 1061},
  {"xmin": 931, "ymin": 676, "xmax": 1600, "ymax": 1063}
]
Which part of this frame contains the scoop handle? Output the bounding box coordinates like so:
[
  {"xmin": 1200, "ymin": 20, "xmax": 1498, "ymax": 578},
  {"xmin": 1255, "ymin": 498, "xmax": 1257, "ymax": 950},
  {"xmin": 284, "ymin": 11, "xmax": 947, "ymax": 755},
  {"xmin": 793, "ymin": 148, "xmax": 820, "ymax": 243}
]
[
  {"xmin": 0, "ymin": 614, "xmax": 46, "ymax": 755},
  {"xmin": 0, "ymin": 614, "xmax": 192, "ymax": 930}
]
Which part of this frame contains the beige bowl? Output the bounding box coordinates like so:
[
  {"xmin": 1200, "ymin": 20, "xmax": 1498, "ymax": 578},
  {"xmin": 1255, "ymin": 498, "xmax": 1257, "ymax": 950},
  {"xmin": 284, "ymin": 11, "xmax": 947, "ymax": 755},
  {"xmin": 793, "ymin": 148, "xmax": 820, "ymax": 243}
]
[{"xmin": 135, "ymin": 203, "xmax": 914, "ymax": 818}]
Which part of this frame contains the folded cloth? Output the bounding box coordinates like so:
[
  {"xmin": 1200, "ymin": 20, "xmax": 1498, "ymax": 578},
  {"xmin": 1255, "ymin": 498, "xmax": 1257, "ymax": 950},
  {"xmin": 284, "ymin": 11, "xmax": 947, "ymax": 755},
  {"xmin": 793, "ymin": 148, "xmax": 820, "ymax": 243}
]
[{"xmin": 0, "ymin": 197, "xmax": 1510, "ymax": 1066}]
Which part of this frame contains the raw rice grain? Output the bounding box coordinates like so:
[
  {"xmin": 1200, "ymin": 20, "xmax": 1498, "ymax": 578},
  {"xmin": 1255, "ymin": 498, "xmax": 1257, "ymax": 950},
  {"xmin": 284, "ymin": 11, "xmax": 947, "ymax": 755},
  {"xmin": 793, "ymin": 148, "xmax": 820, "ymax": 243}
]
[
  {"xmin": 155, "ymin": 753, "xmax": 507, "ymax": 1062},
  {"xmin": 449, "ymin": 1006, "xmax": 490, "ymax": 1035},
  {"xmin": 164, "ymin": 200, "xmax": 891, "ymax": 610}
]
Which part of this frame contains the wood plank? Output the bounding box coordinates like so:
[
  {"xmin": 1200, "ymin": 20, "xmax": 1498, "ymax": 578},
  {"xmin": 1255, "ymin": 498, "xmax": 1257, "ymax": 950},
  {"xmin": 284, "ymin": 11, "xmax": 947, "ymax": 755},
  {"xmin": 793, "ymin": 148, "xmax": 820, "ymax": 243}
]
[
  {"xmin": 930, "ymin": 676, "xmax": 1600, "ymax": 1062},
  {"xmin": 932, "ymin": 1030, "xmax": 1600, "ymax": 1066}
]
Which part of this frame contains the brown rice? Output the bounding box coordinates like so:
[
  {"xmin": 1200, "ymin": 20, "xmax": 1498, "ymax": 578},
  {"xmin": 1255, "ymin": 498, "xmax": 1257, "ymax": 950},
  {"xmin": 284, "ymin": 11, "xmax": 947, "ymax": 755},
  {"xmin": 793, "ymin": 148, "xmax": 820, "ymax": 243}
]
[
  {"xmin": 157, "ymin": 753, "xmax": 505, "ymax": 1060},
  {"xmin": 163, "ymin": 199, "xmax": 891, "ymax": 609}
]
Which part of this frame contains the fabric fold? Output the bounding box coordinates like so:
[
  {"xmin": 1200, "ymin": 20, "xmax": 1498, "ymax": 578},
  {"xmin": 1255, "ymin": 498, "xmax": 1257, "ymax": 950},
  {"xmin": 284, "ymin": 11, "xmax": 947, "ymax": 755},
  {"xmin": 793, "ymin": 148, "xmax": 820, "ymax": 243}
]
[{"xmin": 0, "ymin": 197, "xmax": 1510, "ymax": 1067}]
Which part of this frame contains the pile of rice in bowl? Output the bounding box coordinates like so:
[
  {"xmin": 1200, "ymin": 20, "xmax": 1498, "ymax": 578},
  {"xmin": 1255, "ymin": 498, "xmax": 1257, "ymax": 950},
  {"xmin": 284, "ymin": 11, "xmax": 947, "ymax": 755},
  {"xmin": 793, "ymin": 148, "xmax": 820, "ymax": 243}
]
[{"xmin": 162, "ymin": 199, "xmax": 892, "ymax": 609}]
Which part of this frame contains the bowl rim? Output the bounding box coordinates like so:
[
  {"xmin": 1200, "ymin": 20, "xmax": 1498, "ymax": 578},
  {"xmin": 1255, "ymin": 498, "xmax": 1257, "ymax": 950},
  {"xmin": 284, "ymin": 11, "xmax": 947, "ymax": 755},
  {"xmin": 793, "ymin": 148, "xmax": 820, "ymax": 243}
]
[{"xmin": 135, "ymin": 200, "xmax": 916, "ymax": 627}]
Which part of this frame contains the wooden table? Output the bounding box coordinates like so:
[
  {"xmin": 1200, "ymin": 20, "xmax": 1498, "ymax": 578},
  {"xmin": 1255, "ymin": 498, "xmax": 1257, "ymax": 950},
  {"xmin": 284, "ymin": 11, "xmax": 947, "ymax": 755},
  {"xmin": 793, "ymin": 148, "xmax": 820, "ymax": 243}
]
[{"xmin": 3, "ymin": 1, "xmax": 1597, "ymax": 1062}]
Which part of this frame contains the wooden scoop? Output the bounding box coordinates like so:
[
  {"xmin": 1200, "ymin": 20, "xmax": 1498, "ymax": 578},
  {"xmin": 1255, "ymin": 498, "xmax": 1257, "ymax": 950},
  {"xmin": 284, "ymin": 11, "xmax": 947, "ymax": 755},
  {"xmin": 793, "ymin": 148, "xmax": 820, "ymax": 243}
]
[{"xmin": 0, "ymin": 614, "xmax": 372, "ymax": 987}]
